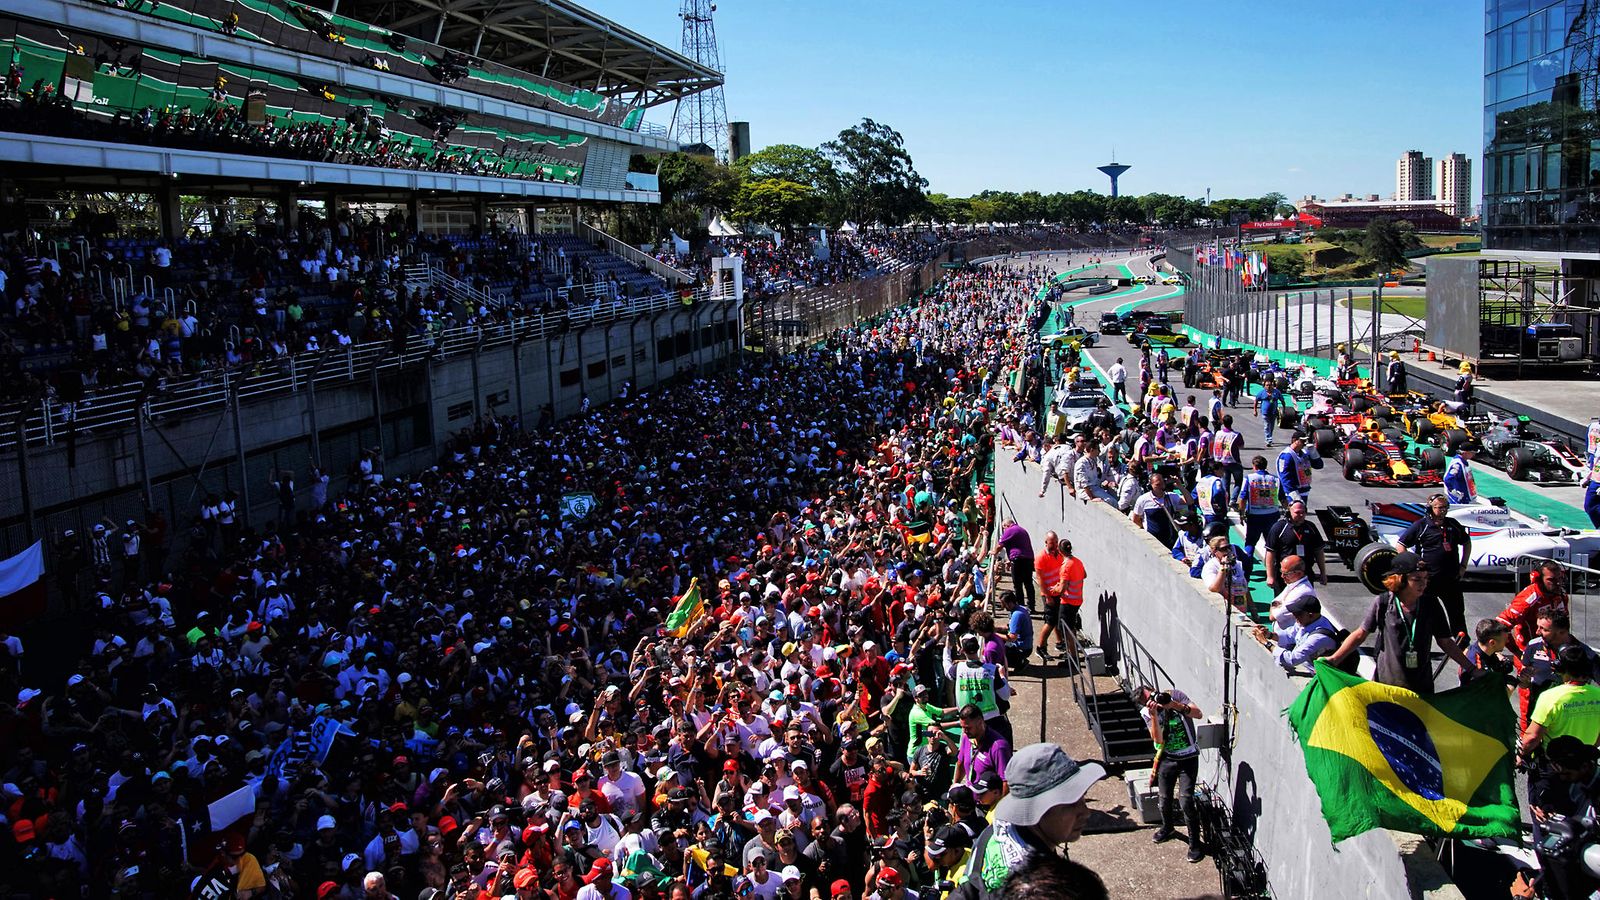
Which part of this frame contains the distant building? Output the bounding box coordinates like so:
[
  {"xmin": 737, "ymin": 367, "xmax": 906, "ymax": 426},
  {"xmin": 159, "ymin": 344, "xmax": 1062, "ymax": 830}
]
[
  {"xmin": 1484, "ymin": 0, "xmax": 1599, "ymax": 259},
  {"xmin": 1395, "ymin": 150, "xmax": 1434, "ymax": 202},
  {"xmin": 1298, "ymin": 197, "xmax": 1461, "ymax": 231},
  {"xmin": 1435, "ymin": 153, "xmax": 1472, "ymax": 217}
]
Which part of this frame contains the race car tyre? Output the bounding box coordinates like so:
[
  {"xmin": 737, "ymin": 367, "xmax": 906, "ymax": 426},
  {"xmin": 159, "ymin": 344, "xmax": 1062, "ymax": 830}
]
[
  {"xmin": 1175, "ymin": 337, "xmax": 1189, "ymax": 347},
  {"xmin": 1445, "ymin": 429, "xmax": 1469, "ymax": 454},
  {"xmin": 1353, "ymin": 542, "xmax": 1399, "ymax": 594},
  {"xmin": 1508, "ymin": 446, "xmax": 1532, "ymax": 481},
  {"xmin": 1419, "ymin": 447, "xmax": 1446, "ymax": 471},
  {"xmin": 1275, "ymin": 376, "xmax": 1290, "ymax": 393},
  {"xmin": 1343, "ymin": 448, "xmax": 1367, "ymax": 481},
  {"xmin": 1280, "ymin": 408, "xmax": 1300, "ymax": 428},
  {"xmin": 1352, "ymin": 396, "xmax": 1371, "ymax": 413},
  {"xmin": 1305, "ymin": 414, "xmax": 1327, "ymax": 431},
  {"xmin": 1414, "ymin": 419, "xmax": 1437, "ymax": 443},
  {"xmin": 1383, "ymin": 428, "xmax": 1406, "ymax": 447},
  {"xmin": 1374, "ymin": 416, "xmax": 1394, "ymax": 430},
  {"xmin": 1374, "ymin": 405, "xmax": 1395, "ymax": 421},
  {"xmin": 1314, "ymin": 428, "xmax": 1339, "ymax": 456}
]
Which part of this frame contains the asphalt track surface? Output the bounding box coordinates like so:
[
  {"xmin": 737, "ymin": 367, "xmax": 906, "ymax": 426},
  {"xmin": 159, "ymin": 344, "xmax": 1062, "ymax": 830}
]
[{"xmin": 989, "ymin": 251, "xmax": 1599, "ymax": 688}]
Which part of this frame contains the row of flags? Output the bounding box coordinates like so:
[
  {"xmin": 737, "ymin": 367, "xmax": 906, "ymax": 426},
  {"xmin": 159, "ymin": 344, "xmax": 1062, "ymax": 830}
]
[{"xmin": 1192, "ymin": 240, "xmax": 1269, "ymax": 288}]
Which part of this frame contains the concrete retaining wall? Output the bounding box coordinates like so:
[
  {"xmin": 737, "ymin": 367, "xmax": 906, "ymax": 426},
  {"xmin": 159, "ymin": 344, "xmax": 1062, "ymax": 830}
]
[{"xmin": 996, "ymin": 456, "xmax": 1462, "ymax": 900}]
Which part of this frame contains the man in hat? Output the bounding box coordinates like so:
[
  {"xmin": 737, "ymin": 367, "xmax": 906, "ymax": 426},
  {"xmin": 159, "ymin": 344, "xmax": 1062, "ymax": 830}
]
[
  {"xmin": 1327, "ymin": 552, "xmax": 1473, "ymax": 694},
  {"xmin": 949, "ymin": 743, "xmax": 1105, "ymax": 900},
  {"xmin": 1252, "ymin": 587, "xmax": 1338, "ymax": 675},
  {"xmin": 1397, "ymin": 493, "xmax": 1472, "ymax": 641},
  {"xmin": 1274, "ymin": 430, "xmax": 1322, "ymax": 507},
  {"xmin": 577, "ymin": 857, "xmax": 629, "ymax": 900},
  {"xmin": 1443, "ymin": 437, "xmax": 1480, "ymax": 507}
]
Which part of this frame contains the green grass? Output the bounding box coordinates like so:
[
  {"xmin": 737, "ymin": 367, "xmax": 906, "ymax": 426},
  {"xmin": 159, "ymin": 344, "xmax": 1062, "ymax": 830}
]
[
  {"xmin": 1418, "ymin": 233, "xmax": 1479, "ymax": 248},
  {"xmin": 1335, "ymin": 295, "xmax": 1427, "ymax": 320}
]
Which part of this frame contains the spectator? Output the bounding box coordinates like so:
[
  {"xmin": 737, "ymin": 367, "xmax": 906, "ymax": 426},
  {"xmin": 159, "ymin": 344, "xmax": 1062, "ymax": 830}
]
[{"xmin": 1251, "ymin": 591, "xmax": 1338, "ymax": 675}]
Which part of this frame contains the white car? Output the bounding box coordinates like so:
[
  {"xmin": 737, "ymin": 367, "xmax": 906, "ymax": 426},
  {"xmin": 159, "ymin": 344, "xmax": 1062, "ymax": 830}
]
[
  {"xmin": 1054, "ymin": 389, "xmax": 1127, "ymax": 432},
  {"xmin": 1350, "ymin": 498, "xmax": 1600, "ymax": 590}
]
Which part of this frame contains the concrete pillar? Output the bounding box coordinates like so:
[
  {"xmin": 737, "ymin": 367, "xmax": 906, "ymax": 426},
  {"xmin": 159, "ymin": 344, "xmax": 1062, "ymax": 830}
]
[
  {"xmin": 156, "ymin": 184, "xmax": 183, "ymax": 240},
  {"xmin": 407, "ymin": 196, "xmax": 423, "ymax": 233},
  {"xmin": 280, "ymin": 187, "xmax": 301, "ymax": 231}
]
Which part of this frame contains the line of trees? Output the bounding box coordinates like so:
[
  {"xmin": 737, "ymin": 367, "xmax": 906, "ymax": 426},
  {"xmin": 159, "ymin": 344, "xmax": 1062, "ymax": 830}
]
[{"xmin": 611, "ymin": 117, "xmax": 1296, "ymax": 243}]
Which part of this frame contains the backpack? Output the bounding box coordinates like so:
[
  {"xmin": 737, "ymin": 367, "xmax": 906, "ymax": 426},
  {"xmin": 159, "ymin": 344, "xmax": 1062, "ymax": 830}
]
[{"xmin": 1309, "ymin": 622, "xmax": 1358, "ymax": 674}]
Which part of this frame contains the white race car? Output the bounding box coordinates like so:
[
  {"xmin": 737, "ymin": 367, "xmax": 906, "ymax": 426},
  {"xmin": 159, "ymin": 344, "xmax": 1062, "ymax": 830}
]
[{"xmin": 1349, "ymin": 498, "xmax": 1600, "ymax": 591}]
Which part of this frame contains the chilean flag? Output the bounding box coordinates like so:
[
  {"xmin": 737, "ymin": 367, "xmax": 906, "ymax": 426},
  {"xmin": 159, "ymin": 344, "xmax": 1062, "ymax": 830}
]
[{"xmin": 0, "ymin": 542, "xmax": 46, "ymax": 629}]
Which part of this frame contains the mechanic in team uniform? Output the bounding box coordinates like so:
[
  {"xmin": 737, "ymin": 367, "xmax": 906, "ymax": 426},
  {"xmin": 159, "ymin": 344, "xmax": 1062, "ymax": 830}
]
[
  {"xmin": 1193, "ymin": 460, "xmax": 1230, "ymax": 529},
  {"xmin": 1497, "ymin": 558, "xmax": 1572, "ymax": 657},
  {"xmin": 1453, "ymin": 362, "xmax": 1476, "ymax": 406},
  {"xmin": 1211, "ymin": 414, "xmax": 1244, "ymax": 502},
  {"xmin": 1237, "ymin": 456, "xmax": 1281, "ymax": 558},
  {"xmin": 1386, "ymin": 351, "xmax": 1407, "ymax": 395},
  {"xmin": 1275, "ymin": 430, "xmax": 1323, "ymax": 506},
  {"xmin": 1396, "ymin": 493, "xmax": 1472, "ymax": 641},
  {"xmin": 1443, "ymin": 439, "xmax": 1480, "ymax": 505}
]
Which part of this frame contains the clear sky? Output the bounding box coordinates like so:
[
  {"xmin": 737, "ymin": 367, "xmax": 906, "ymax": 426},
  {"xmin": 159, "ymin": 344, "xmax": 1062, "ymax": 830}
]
[{"xmin": 581, "ymin": 0, "xmax": 1483, "ymax": 204}]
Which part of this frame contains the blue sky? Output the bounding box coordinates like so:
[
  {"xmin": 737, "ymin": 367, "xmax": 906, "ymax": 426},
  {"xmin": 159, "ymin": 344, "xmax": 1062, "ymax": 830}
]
[{"xmin": 583, "ymin": 1, "xmax": 1483, "ymax": 203}]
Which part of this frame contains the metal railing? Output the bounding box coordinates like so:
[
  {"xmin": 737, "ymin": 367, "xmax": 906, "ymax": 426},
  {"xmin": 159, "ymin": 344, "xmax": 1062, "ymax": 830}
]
[
  {"xmin": 1509, "ymin": 554, "xmax": 1600, "ymax": 642},
  {"xmin": 0, "ymin": 287, "xmax": 733, "ymax": 455},
  {"xmin": 576, "ymin": 220, "xmax": 695, "ymax": 285}
]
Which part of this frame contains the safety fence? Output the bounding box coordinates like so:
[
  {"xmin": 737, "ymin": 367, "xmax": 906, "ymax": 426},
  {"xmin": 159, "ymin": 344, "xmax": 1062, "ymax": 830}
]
[{"xmin": 742, "ymin": 248, "xmax": 959, "ymax": 354}]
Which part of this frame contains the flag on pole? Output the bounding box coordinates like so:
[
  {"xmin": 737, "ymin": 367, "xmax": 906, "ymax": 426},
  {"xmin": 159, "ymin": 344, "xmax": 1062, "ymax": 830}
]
[
  {"xmin": 1286, "ymin": 662, "xmax": 1518, "ymax": 843},
  {"xmin": 664, "ymin": 578, "xmax": 704, "ymax": 637},
  {"xmin": 0, "ymin": 541, "xmax": 46, "ymax": 629}
]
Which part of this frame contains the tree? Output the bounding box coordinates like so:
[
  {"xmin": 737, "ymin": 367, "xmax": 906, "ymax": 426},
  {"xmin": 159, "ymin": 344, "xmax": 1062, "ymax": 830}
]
[
  {"xmin": 731, "ymin": 179, "xmax": 817, "ymax": 235},
  {"xmin": 1269, "ymin": 250, "xmax": 1305, "ymax": 282},
  {"xmin": 1360, "ymin": 217, "xmax": 1421, "ymax": 273},
  {"xmin": 734, "ymin": 145, "xmax": 842, "ymax": 224},
  {"xmin": 822, "ymin": 118, "xmax": 929, "ymax": 226}
]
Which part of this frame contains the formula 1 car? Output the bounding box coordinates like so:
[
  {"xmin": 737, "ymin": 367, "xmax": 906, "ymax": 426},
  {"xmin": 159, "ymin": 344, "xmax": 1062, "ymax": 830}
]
[
  {"xmin": 1478, "ymin": 415, "xmax": 1587, "ymax": 483},
  {"xmin": 1336, "ymin": 426, "xmax": 1444, "ymax": 486},
  {"xmin": 1401, "ymin": 401, "xmax": 1492, "ymax": 454},
  {"xmin": 1343, "ymin": 498, "xmax": 1600, "ymax": 591},
  {"xmin": 1181, "ymin": 348, "xmax": 1244, "ymax": 390}
]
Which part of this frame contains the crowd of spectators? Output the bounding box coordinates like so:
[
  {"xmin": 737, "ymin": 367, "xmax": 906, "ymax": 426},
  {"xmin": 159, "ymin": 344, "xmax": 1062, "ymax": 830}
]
[
  {"xmin": 657, "ymin": 233, "xmax": 950, "ymax": 302},
  {"xmin": 0, "ymin": 263, "xmax": 1104, "ymax": 900},
  {"xmin": 0, "ymin": 84, "xmax": 581, "ymax": 186},
  {"xmin": 0, "ymin": 214, "xmax": 666, "ymax": 403}
]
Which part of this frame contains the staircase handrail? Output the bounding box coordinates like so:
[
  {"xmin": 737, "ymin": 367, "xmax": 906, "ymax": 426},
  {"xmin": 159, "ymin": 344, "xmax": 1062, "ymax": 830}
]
[{"xmin": 576, "ymin": 220, "xmax": 695, "ymax": 286}]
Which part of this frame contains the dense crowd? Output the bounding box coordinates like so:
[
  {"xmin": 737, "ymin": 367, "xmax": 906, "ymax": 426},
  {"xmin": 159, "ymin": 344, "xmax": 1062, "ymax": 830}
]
[
  {"xmin": 658, "ymin": 234, "xmax": 949, "ymax": 302},
  {"xmin": 0, "ymin": 216, "xmax": 663, "ymax": 402},
  {"xmin": 0, "ymin": 264, "xmax": 1125, "ymax": 900},
  {"xmin": 0, "ymin": 87, "xmax": 582, "ymax": 186}
]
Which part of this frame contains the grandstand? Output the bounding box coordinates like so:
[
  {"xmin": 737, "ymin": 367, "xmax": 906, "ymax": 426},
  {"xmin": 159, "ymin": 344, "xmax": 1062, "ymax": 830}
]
[{"xmin": 0, "ymin": 0, "xmax": 739, "ymax": 557}]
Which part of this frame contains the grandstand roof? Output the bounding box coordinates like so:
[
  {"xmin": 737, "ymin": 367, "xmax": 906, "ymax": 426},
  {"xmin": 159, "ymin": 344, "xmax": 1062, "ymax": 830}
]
[{"xmin": 321, "ymin": 0, "xmax": 721, "ymax": 106}]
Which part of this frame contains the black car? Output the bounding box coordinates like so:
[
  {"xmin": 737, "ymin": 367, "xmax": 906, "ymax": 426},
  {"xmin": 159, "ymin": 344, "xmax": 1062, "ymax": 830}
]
[
  {"xmin": 1098, "ymin": 312, "xmax": 1123, "ymax": 335},
  {"xmin": 1479, "ymin": 416, "xmax": 1585, "ymax": 483}
]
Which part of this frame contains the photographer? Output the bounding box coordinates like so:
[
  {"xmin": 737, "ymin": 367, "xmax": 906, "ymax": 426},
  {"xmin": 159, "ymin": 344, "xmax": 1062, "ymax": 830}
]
[
  {"xmin": 1137, "ymin": 686, "xmax": 1205, "ymax": 864},
  {"xmin": 1529, "ymin": 736, "xmax": 1600, "ymax": 900}
]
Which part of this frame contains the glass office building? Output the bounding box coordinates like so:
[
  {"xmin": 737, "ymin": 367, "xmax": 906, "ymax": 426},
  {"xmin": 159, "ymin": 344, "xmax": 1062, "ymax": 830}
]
[{"xmin": 1484, "ymin": 0, "xmax": 1600, "ymax": 256}]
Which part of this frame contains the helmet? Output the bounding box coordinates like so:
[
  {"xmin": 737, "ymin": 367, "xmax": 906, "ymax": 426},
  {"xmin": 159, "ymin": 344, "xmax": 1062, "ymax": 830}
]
[
  {"xmin": 1460, "ymin": 363, "xmax": 1472, "ymax": 373},
  {"xmin": 1389, "ymin": 351, "xmax": 1400, "ymax": 360}
]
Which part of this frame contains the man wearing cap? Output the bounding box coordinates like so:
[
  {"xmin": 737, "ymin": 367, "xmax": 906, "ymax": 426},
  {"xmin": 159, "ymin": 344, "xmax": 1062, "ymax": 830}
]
[
  {"xmin": 1520, "ymin": 645, "xmax": 1600, "ymax": 770},
  {"xmin": 923, "ymin": 823, "xmax": 972, "ymax": 894},
  {"xmin": 949, "ymin": 743, "xmax": 1105, "ymax": 900},
  {"xmin": 1251, "ymin": 589, "xmax": 1338, "ymax": 674},
  {"xmin": 1443, "ymin": 438, "xmax": 1480, "ymax": 506},
  {"xmin": 576, "ymin": 857, "xmax": 630, "ymax": 900},
  {"xmin": 867, "ymin": 865, "xmax": 917, "ymax": 900},
  {"xmin": 599, "ymin": 750, "xmax": 646, "ymax": 820},
  {"xmin": 1275, "ymin": 430, "xmax": 1322, "ymax": 507},
  {"xmin": 1326, "ymin": 551, "xmax": 1473, "ymax": 694}
]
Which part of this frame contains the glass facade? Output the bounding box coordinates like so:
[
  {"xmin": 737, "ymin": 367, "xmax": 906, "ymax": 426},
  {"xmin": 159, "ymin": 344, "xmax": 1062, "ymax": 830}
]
[{"xmin": 1484, "ymin": 0, "xmax": 1600, "ymax": 252}]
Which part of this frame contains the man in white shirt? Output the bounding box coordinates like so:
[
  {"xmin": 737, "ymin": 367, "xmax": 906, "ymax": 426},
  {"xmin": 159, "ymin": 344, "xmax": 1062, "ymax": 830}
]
[
  {"xmin": 599, "ymin": 751, "xmax": 646, "ymax": 819},
  {"xmin": 1108, "ymin": 357, "xmax": 1129, "ymax": 404}
]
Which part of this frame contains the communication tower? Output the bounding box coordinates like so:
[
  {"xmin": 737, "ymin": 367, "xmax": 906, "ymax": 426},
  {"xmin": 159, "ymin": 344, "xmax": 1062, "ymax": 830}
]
[{"xmin": 675, "ymin": 0, "xmax": 729, "ymax": 158}]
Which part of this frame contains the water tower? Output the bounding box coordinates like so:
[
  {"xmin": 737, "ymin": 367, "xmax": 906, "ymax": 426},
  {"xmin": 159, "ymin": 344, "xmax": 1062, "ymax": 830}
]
[{"xmin": 1097, "ymin": 160, "xmax": 1131, "ymax": 197}]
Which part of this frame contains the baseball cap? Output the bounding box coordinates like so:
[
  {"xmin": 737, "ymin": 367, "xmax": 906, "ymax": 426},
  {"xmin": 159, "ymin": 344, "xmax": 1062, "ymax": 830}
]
[
  {"xmin": 925, "ymin": 823, "xmax": 970, "ymax": 857},
  {"xmin": 1386, "ymin": 551, "xmax": 1421, "ymax": 577},
  {"xmin": 317, "ymin": 882, "xmax": 340, "ymax": 899},
  {"xmin": 991, "ymin": 743, "xmax": 1106, "ymax": 827},
  {"xmin": 781, "ymin": 865, "xmax": 802, "ymax": 882},
  {"xmin": 831, "ymin": 879, "xmax": 853, "ymax": 897},
  {"xmin": 584, "ymin": 858, "xmax": 613, "ymax": 884},
  {"xmin": 514, "ymin": 868, "xmax": 538, "ymax": 889},
  {"xmin": 972, "ymin": 770, "xmax": 1004, "ymax": 794},
  {"xmin": 316, "ymin": 814, "xmax": 336, "ymax": 831},
  {"xmin": 341, "ymin": 852, "xmax": 361, "ymax": 870},
  {"xmin": 878, "ymin": 867, "xmax": 902, "ymax": 888}
]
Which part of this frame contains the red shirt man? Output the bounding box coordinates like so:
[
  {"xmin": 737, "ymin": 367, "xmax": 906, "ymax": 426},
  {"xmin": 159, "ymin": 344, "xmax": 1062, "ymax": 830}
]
[{"xmin": 1496, "ymin": 561, "xmax": 1570, "ymax": 657}]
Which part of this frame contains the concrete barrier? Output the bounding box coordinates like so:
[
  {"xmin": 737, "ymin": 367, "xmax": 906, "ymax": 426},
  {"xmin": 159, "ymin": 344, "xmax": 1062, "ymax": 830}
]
[{"xmin": 995, "ymin": 456, "xmax": 1463, "ymax": 900}]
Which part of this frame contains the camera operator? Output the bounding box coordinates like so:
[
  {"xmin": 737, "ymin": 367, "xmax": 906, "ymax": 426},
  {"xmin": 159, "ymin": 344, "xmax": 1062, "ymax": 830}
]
[
  {"xmin": 1530, "ymin": 736, "xmax": 1600, "ymax": 900},
  {"xmin": 1136, "ymin": 686, "xmax": 1205, "ymax": 864}
]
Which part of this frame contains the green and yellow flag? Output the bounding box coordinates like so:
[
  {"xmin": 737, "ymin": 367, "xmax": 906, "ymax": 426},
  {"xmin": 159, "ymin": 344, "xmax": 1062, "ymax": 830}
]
[
  {"xmin": 1286, "ymin": 661, "xmax": 1518, "ymax": 843},
  {"xmin": 664, "ymin": 578, "xmax": 704, "ymax": 638}
]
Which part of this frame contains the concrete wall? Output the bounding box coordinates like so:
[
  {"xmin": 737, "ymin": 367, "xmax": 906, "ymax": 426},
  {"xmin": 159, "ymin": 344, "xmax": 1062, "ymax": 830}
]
[
  {"xmin": 0, "ymin": 301, "xmax": 741, "ymax": 559},
  {"xmin": 995, "ymin": 456, "xmax": 1462, "ymax": 900}
]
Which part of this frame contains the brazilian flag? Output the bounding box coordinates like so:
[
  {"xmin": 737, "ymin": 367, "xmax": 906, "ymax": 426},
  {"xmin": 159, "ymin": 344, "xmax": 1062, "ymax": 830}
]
[
  {"xmin": 1286, "ymin": 662, "xmax": 1518, "ymax": 843},
  {"xmin": 663, "ymin": 578, "xmax": 704, "ymax": 638}
]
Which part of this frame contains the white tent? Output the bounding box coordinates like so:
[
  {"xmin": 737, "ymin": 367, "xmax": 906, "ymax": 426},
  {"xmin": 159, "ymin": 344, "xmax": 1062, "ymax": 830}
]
[
  {"xmin": 837, "ymin": 221, "xmax": 859, "ymax": 233},
  {"xmin": 708, "ymin": 217, "xmax": 740, "ymax": 237}
]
